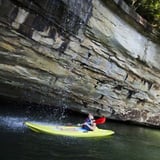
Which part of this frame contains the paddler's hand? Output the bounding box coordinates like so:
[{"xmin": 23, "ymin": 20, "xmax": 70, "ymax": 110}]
[{"xmin": 77, "ymin": 123, "xmax": 82, "ymax": 127}]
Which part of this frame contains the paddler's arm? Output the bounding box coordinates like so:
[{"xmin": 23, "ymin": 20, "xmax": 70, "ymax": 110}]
[{"xmin": 83, "ymin": 122, "xmax": 96, "ymax": 131}]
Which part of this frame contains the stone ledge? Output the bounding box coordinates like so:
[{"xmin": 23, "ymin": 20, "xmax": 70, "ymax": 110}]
[{"xmin": 102, "ymin": 0, "xmax": 160, "ymax": 43}]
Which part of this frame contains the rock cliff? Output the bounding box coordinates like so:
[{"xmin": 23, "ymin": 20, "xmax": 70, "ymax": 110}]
[{"xmin": 0, "ymin": 0, "xmax": 160, "ymax": 127}]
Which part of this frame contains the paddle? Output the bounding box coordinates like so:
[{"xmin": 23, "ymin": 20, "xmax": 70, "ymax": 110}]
[
  {"xmin": 95, "ymin": 116, "xmax": 106, "ymax": 125},
  {"xmin": 67, "ymin": 117, "xmax": 106, "ymax": 126}
]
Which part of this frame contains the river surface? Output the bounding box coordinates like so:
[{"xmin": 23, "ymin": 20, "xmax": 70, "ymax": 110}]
[{"xmin": 0, "ymin": 103, "xmax": 159, "ymax": 160}]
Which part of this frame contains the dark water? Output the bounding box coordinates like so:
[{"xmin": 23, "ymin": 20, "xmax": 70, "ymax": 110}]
[{"xmin": 0, "ymin": 104, "xmax": 159, "ymax": 160}]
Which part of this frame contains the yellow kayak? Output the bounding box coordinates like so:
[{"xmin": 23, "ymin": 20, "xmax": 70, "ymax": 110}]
[{"xmin": 25, "ymin": 122, "xmax": 115, "ymax": 138}]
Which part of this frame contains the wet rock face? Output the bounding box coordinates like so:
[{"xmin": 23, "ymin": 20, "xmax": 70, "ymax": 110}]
[
  {"xmin": 1, "ymin": 0, "xmax": 92, "ymax": 40},
  {"xmin": 0, "ymin": 0, "xmax": 160, "ymax": 127}
]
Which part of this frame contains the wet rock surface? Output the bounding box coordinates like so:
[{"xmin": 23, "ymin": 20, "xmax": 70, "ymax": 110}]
[{"xmin": 0, "ymin": 0, "xmax": 160, "ymax": 127}]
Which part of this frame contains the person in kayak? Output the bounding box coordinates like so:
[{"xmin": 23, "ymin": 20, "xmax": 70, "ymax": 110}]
[{"xmin": 81, "ymin": 113, "xmax": 96, "ymax": 131}]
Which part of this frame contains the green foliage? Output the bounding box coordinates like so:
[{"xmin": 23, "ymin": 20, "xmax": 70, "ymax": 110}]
[{"xmin": 124, "ymin": 0, "xmax": 160, "ymax": 29}]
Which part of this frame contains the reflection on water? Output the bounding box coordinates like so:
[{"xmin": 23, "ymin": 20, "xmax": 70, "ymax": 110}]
[{"xmin": 0, "ymin": 103, "xmax": 159, "ymax": 160}]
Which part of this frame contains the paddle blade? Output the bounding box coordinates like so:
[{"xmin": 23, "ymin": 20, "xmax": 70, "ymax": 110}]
[{"xmin": 95, "ymin": 117, "xmax": 106, "ymax": 124}]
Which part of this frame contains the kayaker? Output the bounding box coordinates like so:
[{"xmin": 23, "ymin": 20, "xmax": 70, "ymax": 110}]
[{"xmin": 81, "ymin": 113, "xmax": 96, "ymax": 131}]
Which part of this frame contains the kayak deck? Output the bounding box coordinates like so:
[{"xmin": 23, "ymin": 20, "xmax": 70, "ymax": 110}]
[{"xmin": 25, "ymin": 122, "xmax": 115, "ymax": 138}]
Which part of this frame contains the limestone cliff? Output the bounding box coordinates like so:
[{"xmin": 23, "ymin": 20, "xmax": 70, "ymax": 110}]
[{"xmin": 0, "ymin": 0, "xmax": 160, "ymax": 127}]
